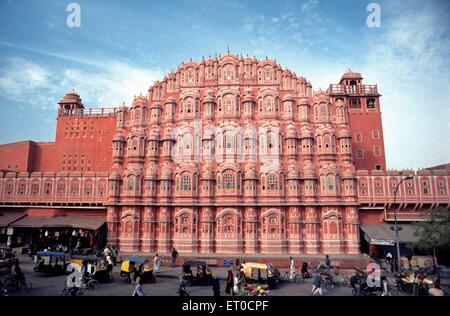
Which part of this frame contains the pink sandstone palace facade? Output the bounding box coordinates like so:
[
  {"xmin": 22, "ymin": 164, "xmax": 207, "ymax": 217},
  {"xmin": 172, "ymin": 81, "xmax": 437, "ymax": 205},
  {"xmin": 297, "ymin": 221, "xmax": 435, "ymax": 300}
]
[{"xmin": 0, "ymin": 53, "xmax": 449, "ymax": 256}]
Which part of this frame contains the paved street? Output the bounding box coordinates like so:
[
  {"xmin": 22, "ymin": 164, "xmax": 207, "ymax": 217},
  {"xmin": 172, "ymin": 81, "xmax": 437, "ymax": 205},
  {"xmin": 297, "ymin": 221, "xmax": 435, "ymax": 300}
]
[{"xmin": 2, "ymin": 254, "xmax": 397, "ymax": 296}]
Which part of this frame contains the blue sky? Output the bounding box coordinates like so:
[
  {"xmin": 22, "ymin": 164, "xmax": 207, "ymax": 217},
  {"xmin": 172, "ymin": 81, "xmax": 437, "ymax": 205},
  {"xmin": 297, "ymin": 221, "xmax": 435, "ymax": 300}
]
[{"xmin": 0, "ymin": 0, "xmax": 449, "ymax": 169}]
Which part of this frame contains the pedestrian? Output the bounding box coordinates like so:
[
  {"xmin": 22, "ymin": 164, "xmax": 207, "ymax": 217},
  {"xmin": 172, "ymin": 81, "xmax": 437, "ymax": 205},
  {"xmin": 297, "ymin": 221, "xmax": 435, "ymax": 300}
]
[
  {"xmin": 212, "ymin": 278, "xmax": 221, "ymax": 297},
  {"xmin": 132, "ymin": 278, "xmax": 145, "ymax": 296},
  {"xmin": 111, "ymin": 246, "xmax": 118, "ymax": 266},
  {"xmin": 129, "ymin": 262, "xmax": 137, "ymax": 285},
  {"xmin": 325, "ymin": 254, "xmax": 331, "ymax": 272},
  {"xmin": 153, "ymin": 253, "xmax": 161, "ymax": 276},
  {"xmin": 171, "ymin": 248, "xmax": 179, "ymax": 268},
  {"xmin": 178, "ymin": 281, "xmax": 189, "ymax": 296},
  {"xmin": 106, "ymin": 255, "xmax": 114, "ymax": 280},
  {"xmin": 311, "ymin": 272, "xmax": 322, "ymax": 296},
  {"xmin": 103, "ymin": 245, "xmax": 111, "ymax": 257},
  {"xmin": 235, "ymin": 258, "xmax": 240, "ymax": 271},
  {"xmin": 75, "ymin": 239, "xmax": 81, "ymax": 255},
  {"xmin": 225, "ymin": 269, "xmax": 234, "ymax": 295},
  {"xmin": 289, "ymin": 257, "xmax": 295, "ymax": 280},
  {"xmin": 233, "ymin": 271, "xmax": 240, "ymax": 295},
  {"xmin": 412, "ymin": 272, "xmax": 419, "ymax": 296}
]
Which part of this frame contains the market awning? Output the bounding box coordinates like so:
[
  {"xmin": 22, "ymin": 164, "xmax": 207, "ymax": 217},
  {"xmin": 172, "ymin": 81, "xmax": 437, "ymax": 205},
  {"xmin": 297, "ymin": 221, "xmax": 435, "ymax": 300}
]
[
  {"xmin": 10, "ymin": 215, "xmax": 105, "ymax": 231},
  {"xmin": 0, "ymin": 211, "xmax": 27, "ymax": 227},
  {"xmin": 361, "ymin": 223, "xmax": 418, "ymax": 245}
]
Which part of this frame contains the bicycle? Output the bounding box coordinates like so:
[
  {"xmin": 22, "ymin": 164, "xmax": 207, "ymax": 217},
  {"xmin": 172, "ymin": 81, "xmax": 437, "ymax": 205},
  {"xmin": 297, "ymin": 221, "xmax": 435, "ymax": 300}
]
[
  {"xmin": 282, "ymin": 271, "xmax": 304, "ymax": 284},
  {"xmin": 60, "ymin": 286, "xmax": 84, "ymax": 296},
  {"xmin": 3, "ymin": 273, "xmax": 32, "ymax": 292},
  {"xmin": 82, "ymin": 276, "xmax": 99, "ymax": 291}
]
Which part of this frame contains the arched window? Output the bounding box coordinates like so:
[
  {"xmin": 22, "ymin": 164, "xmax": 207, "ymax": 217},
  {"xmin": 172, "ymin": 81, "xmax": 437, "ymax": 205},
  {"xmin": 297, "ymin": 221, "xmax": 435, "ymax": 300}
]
[
  {"xmin": 224, "ymin": 132, "xmax": 235, "ymax": 149},
  {"xmin": 223, "ymin": 171, "xmax": 235, "ymax": 189},
  {"xmin": 268, "ymin": 174, "xmax": 278, "ymax": 190},
  {"xmin": 223, "ymin": 94, "xmax": 235, "ymax": 114},
  {"xmin": 327, "ymin": 175, "xmax": 335, "ymax": 190},
  {"xmin": 57, "ymin": 181, "xmax": 66, "ymax": 195},
  {"xmin": 263, "ymin": 66, "xmax": 272, "ymax": 81},
  {"xmin": 223, "ymin": 64, "xmax": 235, "ymax": 81},
  {"xmin": 181, "ymin": 174, "xmax": 191, "ymax": 191},
  {"xmin": 127, "ymin": 177, "xmax": 134, "ymax": 191},
  {"xmin": 263, "ymin": 96, "xmax": 274, "ymax": 112}
]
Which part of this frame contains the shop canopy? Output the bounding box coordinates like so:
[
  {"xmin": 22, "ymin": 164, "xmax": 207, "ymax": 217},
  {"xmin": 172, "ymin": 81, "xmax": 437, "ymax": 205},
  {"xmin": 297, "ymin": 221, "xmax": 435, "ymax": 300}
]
[
  {"xmin": 0, "ymin": 211, "xmax": 27, "ymax": 227},
  {"xmin": 10, "ymin": 215, "xmax": 105, "ymax": 231},
  {"xmin": 360, "ymin": 223, "xmax": 418, "ymax": 246}
]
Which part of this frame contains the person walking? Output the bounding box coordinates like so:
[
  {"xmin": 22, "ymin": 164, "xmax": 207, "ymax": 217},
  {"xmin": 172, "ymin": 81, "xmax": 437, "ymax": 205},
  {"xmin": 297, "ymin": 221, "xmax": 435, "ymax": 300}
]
[
  {"xmin": 132, "ymin": 278, "xmax": 145, "ymax": 296},
  {"xmin": 325, "ymin": 255, "xmax": 331, "ymax": 273},
  {"xmin": 225, "ymin": 270, "xmax": 234, "ymax": 295},
  {"xmin": 289, "ymin": 257, "xmax": 296, "ymax": 281},
  {"xmin": 233, "ymin": 271, "xmax": 240, "ymax": 295},
  {"xmin": 311, "ymin": 272, "xmax": 323, "ymax": 296},
  {"xmin": 153, "ymin": 253, "xmax": 161, "ymax": 279},
  {"xmin": 178, "ymin": 281, "xmax": 189, "ymax": 296},
  {"xmin": 171, "ymin": 248, "xmax": 179, "ymax": 268},
  {"xmin": 111, "ymin": 246, "xmax": 118, "ymax": 266},
  {"xmin": 212, "ymin": 278, "xmax": 221, "ymax": 297}
]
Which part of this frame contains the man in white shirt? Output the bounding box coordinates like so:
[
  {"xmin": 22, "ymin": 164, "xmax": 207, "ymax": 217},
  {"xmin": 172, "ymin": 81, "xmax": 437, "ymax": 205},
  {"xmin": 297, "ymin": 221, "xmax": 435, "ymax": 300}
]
[{"xmin": 289, "ymin": 257, "xmax": 296, "ymax": 280}]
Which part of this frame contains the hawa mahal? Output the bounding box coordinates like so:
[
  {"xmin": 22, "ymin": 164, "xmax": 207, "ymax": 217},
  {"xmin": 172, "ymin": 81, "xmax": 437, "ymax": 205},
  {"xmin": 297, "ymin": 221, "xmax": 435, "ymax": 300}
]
[{"xmin": 0, "ymin": 53, "xmax": 449, "ymax": 256}]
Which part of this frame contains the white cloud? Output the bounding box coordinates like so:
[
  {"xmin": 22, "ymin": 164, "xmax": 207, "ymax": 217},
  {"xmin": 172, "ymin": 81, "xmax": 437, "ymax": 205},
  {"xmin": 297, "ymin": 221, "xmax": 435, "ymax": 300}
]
[
  {"xmin": 0, "ymin": 56, "xmax": 163, "ymax": 110},
  {"xmin": 359, "ymin": 2, "xmax": 450, "ymax": 169}
]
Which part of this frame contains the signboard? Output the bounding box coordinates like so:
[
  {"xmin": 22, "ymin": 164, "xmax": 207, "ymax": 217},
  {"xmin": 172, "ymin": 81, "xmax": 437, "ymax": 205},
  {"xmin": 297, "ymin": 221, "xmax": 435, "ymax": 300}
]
[
  {"xmin": 370, "ymin": 238, "xmax": 395, "ymax": 246},
  {"xmin": 7, "ymin": 227, "xmax": 14, "ymax": 236}
]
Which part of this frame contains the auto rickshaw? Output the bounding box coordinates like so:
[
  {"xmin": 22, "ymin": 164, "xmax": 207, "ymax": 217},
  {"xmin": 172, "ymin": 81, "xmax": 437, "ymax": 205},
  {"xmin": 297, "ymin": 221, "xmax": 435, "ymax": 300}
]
[
  {"xmin": 34, "ymin": 252, "xmax": 70, "ymax": 275},
  {"xmin": 71, "ymin": 255, "xmax": 112, "ymax": 282},
  {"xmin": 182, "ymin": 260, "xmax": 213, "ymax": 286},
  {"xmin": 242, "ymin": 262, "xmax": 281, "ymax": 289},
  {"xmin": 120, "ymin": 257, "xmax": 155, "ymax": 283}
]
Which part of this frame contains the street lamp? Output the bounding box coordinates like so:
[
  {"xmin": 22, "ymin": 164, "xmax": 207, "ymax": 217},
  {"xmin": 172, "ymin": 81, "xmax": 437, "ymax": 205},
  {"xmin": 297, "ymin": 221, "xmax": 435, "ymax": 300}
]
[{"xmin": 391, "ymin": 175, "xmax": 414, "ymax": 273}]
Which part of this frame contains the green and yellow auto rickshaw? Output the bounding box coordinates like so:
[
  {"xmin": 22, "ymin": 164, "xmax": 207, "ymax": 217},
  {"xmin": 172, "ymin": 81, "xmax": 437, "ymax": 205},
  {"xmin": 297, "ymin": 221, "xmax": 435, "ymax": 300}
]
[
  {"xmin": 34, "ymin": 252, "xmax": 71, "ymax": 276},
  {"xmin": 120, "ymin": 257, "xmax": 155, "ymax": 283},
  {"xmin": 242, "ymin": 262, "xmax": 281, "ymax": 289},
  {"xmin": 182, "ymin": 260, "xmax": 213, "ymax": 286},
  {"xmin": 71, "ymin": 255, "xmax": 112, "ymax": 282}
]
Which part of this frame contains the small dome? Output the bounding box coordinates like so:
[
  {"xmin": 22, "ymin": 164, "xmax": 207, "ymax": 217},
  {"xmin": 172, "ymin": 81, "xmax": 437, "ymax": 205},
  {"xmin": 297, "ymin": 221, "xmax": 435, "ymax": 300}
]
[
  {"xmin": 244, "ymin": 168, "xmax": 258, "ymax": 180},
  {"xmin": 287, "ymin": 168, "xmax": 301, "ymax": 179},
  {"xmin": 300, "ymin": 125, "xmax": 313, "ymax": 138},
  {"xmin": 131, "ymin": 95, "xmax": 148, "ymax": 108},
  {"xmin": 113, "ymin": 133, "xmax": 126, "ymax": 142},
  {"xmin": 342, "ymin": 169, "xmax": 356, "ymax": 179},
  {"xmin": 203, "ymin": 128, "xmax": 215, "ymax": 140},
  {"xmin": 165, "ymin": 96, "xmax": 176, "ymax": 104},
  {"xmin": 201, "ymin": 166, "xmax": 214, "ymax": 180},
  {"xmin": 146, "ymin": 165, "xmax": 158, "ymax": 179},
  {"xmin": 243, "ymin": 93, "xmax": 255, "ymax": 102},
  {"xmin": 303, "ymin": 167, "xmax": 316, "ymax": 179},
  {"xmin": 151, "ymin": 102, "xmax": 162, "ymax": 110},
  {"xmin": 313, "ymin": 91, "xmax": 329, "ymax": 104},
  {"xmin": 109, "ymin": 170, "xmax": 122, "ymax": 180},
  {"xmin": 148, "ymin": 129, "xmax": 160, "ymax": 140},
  {"xmin": 160, "ymin": 165, "xmax": 172, "ymax": 180},
  {"xmin": 298, "ymin": 97, "xmax": 309, "ymax": 105},
  {"xmin": 285, "ymin": 124, "xmax": 297, "ymax": 138},
  {"xmin": 282, "ymin": 94, "xmax": 294, "ymax": 102},
  {"xmin": 161, "ymin": 127, "xmax": 175, "ymax": 140},
  {"xmin": 338, "ymin": 128, "xmax": 351, "ymax": 139}
]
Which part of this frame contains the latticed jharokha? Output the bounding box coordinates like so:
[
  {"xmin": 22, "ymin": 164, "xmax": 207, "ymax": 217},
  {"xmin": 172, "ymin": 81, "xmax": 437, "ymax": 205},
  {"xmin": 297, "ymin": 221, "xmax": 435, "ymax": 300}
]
[{"xmin": 0, "ymin": 53, "xmax": 449, "ymax": 255}]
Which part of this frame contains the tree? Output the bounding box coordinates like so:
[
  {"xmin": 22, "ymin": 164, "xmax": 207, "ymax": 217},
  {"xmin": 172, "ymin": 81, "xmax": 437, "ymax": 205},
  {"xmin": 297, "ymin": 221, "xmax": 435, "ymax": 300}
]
[{"xmin": 412, "ymin": 206, "xmax": 450, "ymax": 266}]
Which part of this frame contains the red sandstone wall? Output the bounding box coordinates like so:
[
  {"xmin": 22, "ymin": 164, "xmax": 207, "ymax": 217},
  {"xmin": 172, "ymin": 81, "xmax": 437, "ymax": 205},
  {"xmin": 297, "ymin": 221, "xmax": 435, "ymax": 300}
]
[
  {"xmin": 0, "ymin": 141, "xmax": 33, "ymax": 172},
  {"xmin": 48, "ymin": 115, "xmax": 116, "ymax": 173},
  {"xmin": 348, "ymin": 108, "xmax": 387, "ymax": 171}
]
